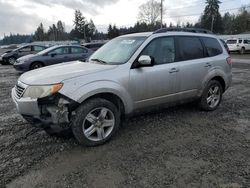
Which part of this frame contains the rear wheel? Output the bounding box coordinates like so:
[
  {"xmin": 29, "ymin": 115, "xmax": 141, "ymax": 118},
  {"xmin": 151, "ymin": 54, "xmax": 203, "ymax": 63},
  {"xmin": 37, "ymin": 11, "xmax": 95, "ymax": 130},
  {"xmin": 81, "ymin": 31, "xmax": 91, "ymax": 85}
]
[
  {"xmin": 199, "ymin": 80, "xmax": 223, "ymax": 111},
  {"xmin": 30, "ymin": 62, "xmax": 43, "ymax": 70},
  {"xmin": 8, "ymin": 57, "xmax": 16, "ymax": 65},
  {"xmin": 72, "ymin": 98, "xmax": 120, "ymax": 146}
]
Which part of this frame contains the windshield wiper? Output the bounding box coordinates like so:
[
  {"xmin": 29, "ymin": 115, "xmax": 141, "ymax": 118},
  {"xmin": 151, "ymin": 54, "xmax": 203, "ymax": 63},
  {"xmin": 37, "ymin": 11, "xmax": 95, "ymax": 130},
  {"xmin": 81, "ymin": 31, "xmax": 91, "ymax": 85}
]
[{"xmin": 91, "ymin": 58, "xmax": 107, "ymax": 64}]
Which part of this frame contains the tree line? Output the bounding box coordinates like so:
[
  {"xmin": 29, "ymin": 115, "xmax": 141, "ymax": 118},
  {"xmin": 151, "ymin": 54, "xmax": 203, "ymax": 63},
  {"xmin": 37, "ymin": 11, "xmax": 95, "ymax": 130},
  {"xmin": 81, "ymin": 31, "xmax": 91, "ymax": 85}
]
[{"xmin": 0, "ymin": 0, "xmax": 250, "ymax": 45}]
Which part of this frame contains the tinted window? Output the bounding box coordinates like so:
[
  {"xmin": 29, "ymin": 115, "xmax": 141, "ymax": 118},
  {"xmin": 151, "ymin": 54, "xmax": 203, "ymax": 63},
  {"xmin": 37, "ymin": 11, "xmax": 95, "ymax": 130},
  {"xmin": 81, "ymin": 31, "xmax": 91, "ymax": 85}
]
[
  {"xmin": 48, "ymin": 47, "xmax": 69, "ymax": 55},
  {"xmin": 177, "ymin": 36, "xmax": 204, "ymax": 61},
  {"xmin": 33, "ymin": 46, "xmax": 45, "ymax": 52},
  {"xmin": 243, "ymin": 40, "xmax": 249, "ymax": 44},
  {"xmin": 71, "ymin": 47, "xmax": 87, "ymax": 54},
  {"xmin": 141, "ymin": 37, "xmax": 175, "ymax": 65},
  {"xmin": 201, "ymin": 37, "xmax": 223, "ymax": 57}
]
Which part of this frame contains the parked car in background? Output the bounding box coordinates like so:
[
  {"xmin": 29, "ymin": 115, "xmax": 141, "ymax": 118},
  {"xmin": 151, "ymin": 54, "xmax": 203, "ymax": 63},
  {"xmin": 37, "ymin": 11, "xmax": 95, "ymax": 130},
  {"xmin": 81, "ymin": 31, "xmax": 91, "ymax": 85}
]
[
  {"xmin": 220, "ymin": 39, "xmax": 230, "ymax": 54},
  {"xmin": 82, "ymin": 42, "xmax": 106, "ymax": 51},
  {"xmin": 226, "ymin": 38, "xmax": 250, "ymax": 54},
  {"xmin": 13, "ymin": 45, "xmax": 93, "ymax": 71},
  {"xmin": 12, "ymin": 28, "xmax": 232, "ymax": 146},
  {"xmin": 0, "ymin": 44, "xmax": 47, "ymax": 65}
]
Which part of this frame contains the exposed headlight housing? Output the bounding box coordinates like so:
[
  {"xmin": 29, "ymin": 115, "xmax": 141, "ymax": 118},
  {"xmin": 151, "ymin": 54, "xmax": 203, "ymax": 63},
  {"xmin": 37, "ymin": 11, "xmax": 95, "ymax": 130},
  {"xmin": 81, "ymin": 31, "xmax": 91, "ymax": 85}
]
[{"xmin": 22, "ymin": 83, "xmax": 63, "ymax": 99}]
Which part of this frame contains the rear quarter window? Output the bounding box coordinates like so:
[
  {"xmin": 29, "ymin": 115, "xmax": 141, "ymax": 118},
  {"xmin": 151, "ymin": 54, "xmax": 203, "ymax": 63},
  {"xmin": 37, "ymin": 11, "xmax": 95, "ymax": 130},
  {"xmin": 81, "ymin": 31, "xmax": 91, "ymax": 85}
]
[
  {"xmin": 176, "ymin": 36, "xmax": 204, "ymax": 61},
  {"xmin": 201, "ymin": 37, "xmax": 223, "ymax": 57}
]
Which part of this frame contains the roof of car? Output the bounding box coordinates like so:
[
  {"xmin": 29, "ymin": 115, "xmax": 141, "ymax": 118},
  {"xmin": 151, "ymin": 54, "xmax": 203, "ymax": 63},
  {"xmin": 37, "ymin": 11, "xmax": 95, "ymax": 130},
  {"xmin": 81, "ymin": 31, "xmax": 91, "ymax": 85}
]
[{"xmin": 120, "ymin": 31, "xmax": 216, "ymax": 39}]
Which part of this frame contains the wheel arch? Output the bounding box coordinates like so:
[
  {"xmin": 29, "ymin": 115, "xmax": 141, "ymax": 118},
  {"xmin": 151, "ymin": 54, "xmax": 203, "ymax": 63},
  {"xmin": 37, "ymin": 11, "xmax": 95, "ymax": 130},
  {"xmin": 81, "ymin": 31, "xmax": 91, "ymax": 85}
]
[
  {"xmin": 83, "ymin": 92, "xmax": 126, "ymax": 117},
  {"xmin": 210, "ymin": 76, "xmax": 226, "ymax": 92}
]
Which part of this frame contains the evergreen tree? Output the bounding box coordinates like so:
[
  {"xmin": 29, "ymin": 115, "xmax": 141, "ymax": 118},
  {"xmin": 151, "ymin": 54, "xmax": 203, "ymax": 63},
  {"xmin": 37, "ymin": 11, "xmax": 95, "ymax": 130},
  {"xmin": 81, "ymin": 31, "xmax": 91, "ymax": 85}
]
[
  {"xmin": 57, "ymin": 20, "xmax": 66, "ymax": 40},
  {"xmin": 34, "ymin": 23, "xmax": 45, "ymax": 41},
  {"xmin": 200, "ymin": 0, "xmax": 223, "ymax": 33}
]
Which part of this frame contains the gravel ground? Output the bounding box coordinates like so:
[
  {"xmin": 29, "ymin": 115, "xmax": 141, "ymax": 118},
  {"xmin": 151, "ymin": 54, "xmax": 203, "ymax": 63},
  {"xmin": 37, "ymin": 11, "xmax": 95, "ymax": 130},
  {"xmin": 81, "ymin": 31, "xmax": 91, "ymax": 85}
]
[{"xmin": 0, "ymin": 63, "xmax": 250, "ymax": 188}]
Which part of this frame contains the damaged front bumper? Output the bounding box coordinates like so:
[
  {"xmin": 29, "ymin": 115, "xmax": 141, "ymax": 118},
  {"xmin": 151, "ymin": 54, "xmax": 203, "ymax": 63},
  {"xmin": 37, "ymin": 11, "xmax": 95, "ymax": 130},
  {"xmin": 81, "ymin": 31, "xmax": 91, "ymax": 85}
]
[{"xmin": 11, "ymin": 88, "xmax": 78, "ymax": 128}]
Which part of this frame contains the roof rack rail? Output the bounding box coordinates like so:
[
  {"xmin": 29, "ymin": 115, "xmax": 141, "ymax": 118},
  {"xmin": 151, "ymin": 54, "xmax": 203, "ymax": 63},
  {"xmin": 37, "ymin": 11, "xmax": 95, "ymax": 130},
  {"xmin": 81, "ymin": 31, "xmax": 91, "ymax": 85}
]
[{"xmin": 153, "ymin": 27, "xmax": 213, "ymax": 34}]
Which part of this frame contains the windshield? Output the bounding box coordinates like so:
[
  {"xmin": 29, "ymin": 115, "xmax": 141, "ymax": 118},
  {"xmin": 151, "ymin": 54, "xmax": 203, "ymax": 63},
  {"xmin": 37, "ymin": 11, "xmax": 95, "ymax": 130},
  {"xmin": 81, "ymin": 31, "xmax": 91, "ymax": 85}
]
[
  {"xmin": 89, "ymin": 36, "xmax": 146, "ymax": 65},
  {"xmin": 226, "ymin": 40, "xmax": 237, "ymax": 44}
]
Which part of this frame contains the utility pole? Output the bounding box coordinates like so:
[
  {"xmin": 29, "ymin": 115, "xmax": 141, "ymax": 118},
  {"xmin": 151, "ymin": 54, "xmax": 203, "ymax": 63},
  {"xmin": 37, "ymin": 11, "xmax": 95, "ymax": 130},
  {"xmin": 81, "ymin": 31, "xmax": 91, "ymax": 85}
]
[
  {"xmin": 211, "ymin": 15, "xmax": 215, "ymax": 32},
  {"xmin": 160, "ymin": 0, "xmax": 163, "ymax": 28}
]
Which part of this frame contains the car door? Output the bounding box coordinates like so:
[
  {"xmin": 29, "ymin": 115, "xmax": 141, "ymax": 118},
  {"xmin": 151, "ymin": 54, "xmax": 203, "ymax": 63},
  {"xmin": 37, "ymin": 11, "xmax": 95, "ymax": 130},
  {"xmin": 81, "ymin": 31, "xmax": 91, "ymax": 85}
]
[
  {"xmin": 129, "ymin": 36, "xmax": 179, "ymax": 109},
  {"xmin": 46, "ymin": 47, "xmax": 70, "ymax": 65},
  {"xmin": 70, "ymin": 47, "xmax": 89, "ymax": 61},
  {"xmin": 174, "ymin": 36, "xmax": 210, "ymax": 100}
]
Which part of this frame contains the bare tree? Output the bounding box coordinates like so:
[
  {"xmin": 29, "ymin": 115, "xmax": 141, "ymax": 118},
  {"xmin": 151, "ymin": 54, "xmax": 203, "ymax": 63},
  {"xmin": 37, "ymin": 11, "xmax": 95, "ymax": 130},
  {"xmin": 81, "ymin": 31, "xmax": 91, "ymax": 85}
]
[{"xmin": 138, "ymin": 0, "xmax": 162, "ymax": 25}]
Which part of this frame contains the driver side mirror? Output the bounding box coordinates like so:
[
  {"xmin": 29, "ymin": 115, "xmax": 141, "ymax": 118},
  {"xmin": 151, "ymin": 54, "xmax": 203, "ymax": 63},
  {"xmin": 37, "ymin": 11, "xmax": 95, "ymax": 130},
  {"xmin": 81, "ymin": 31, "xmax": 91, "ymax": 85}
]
[{"xmin": 137, "ymin": 55, "xmax": 153, "ymax": 67}]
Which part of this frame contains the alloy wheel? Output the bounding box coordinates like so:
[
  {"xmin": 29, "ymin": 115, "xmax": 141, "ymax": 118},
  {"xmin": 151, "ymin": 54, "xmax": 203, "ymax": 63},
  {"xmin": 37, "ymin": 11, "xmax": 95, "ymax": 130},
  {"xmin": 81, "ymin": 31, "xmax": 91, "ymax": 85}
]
[
  {"xmin": 206, "ymin": 85, "xmax": 221, "ymax": 108},
  {"xmin": 82, "ymin": 107, "xmax": 115, "ymax": 142}
]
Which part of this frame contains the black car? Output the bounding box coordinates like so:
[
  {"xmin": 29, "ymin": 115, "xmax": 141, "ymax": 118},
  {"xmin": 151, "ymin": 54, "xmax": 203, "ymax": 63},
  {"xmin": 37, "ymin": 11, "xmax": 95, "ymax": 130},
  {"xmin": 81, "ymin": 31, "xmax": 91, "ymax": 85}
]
[{"xmin": 0, "ymin": 44, "xmax": 47, "ymax": 65}]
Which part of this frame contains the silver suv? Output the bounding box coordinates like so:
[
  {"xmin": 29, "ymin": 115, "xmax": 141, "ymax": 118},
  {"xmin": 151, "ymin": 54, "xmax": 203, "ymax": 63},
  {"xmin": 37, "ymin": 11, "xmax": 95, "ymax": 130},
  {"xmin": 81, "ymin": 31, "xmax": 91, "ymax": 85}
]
[{"xmin": 12, "ymin": 29, "xmax": 232, "ymax": 146}]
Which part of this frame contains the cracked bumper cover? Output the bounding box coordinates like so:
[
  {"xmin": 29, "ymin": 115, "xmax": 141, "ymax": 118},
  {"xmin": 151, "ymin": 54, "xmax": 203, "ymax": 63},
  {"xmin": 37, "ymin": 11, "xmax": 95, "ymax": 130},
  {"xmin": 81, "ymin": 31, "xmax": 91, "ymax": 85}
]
[{"xmin": 12, "ymin": 88, "xmax": 74, "ymax": 127}]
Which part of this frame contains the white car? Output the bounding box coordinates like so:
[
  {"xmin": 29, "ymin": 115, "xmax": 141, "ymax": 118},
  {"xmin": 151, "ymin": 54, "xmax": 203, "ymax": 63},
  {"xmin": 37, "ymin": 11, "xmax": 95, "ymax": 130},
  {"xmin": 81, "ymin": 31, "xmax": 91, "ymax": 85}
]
[{"xmin": 226, "ymin": 38, "xmax": 250, "ymax": 54}]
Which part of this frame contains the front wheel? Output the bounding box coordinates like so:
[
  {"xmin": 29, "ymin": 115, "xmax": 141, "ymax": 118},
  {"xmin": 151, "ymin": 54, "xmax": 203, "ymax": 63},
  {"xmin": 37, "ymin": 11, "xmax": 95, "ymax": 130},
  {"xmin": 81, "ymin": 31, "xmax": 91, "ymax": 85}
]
[
  {"xmin": 199, "ymin": 80, "xmax": 223, "ymax": 111},
  {"xmin": 8, "ymin": 57, "xmax": 16, "ymax": 65},
  {"xmin": 72, "ymin": 98, "xmax": 120, "ymax": 146},
  {"xmin": 30, "ymin": 62, "xmax": 43, "ymax": 70}
]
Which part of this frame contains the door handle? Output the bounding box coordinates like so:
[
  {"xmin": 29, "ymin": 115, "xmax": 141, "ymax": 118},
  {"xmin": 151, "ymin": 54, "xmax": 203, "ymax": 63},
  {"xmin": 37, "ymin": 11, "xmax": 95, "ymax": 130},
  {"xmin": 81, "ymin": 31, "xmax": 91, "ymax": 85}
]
[
  {"xmin": 169, "ymin": 68, "xmax": 179, "ymax": 73},
  {"xmin": 204, "ymin": 63, "xmax": 212, "ymax": 67}
]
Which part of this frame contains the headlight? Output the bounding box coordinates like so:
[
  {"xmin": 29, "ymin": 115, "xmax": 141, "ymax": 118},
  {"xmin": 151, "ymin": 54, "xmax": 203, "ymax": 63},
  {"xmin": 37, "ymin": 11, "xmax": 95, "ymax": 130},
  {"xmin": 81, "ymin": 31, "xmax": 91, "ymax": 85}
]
[{"xmin": 22, "ymin": 83, "xmax": 63, "ymax": 99}]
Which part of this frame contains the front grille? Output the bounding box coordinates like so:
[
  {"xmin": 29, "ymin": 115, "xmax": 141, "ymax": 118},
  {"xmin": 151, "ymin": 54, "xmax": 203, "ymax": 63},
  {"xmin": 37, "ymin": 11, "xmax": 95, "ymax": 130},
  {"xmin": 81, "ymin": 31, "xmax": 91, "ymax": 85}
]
[{"xmin": 15, "ymin": 84, "xmax": 25, "ymax": 98}]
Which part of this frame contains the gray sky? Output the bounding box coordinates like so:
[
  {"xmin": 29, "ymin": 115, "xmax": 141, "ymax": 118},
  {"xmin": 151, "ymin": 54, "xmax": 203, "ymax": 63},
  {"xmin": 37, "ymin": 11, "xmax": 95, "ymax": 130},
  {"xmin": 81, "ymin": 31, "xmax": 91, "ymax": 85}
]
[{"xmin": 0, "ymin": 0, "xmax": 249, "ymax": 38}]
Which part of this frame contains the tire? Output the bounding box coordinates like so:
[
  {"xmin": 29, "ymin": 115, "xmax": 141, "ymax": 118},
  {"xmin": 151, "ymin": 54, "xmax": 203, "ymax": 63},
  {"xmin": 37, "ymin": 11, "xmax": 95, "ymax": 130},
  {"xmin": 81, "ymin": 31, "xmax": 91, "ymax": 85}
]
[
  {"xmin": 30, "ymin": 62, "xmax": 43, "ymax": 70},
  {"xmin": 199, "ymin": 80, "xmax": 223, "ymax": 111},
  {"xmin": 8, "ymin": 57, "xmax": 16, "ymax": 65},
  {"xmin": 72, "ymin": 98, "xmax": 120, "ymax": 146},
  {"xmin": 44, "ymin": 126, "xmax": 73, "ymax": 139},
  {"xmin": 240, "ymin": 47, "xmax": 245, "ymax": 55}
]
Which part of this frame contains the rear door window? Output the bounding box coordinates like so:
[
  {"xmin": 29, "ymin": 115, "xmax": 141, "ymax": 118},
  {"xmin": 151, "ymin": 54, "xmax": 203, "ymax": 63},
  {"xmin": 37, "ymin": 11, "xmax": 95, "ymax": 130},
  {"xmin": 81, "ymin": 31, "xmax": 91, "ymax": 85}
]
[
  {"xmin": 176, "ymin": 36, "xmax": 204, "ymax": 61},
  {"xmin": 201, "ymin": 37, "xmax": 223, "ymax": 57}
]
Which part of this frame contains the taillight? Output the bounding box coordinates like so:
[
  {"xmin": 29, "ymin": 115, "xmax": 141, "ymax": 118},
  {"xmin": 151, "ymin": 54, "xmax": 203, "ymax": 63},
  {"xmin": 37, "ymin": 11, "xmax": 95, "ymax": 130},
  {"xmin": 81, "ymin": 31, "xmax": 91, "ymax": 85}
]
[{"xmin": 226, "ymin": 57, "xmax": 232, "ymax": 65}]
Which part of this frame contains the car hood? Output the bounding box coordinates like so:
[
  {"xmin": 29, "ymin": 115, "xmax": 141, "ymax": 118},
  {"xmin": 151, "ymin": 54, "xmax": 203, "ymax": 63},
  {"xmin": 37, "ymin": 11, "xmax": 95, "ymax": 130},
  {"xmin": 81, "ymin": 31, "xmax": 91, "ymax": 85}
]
[
  {"xmin": 18, "ymin": 54, "xmax": 36, "ymax": 61},
  {"xmin": 19, "ymin": 61, "xmax": 117, "ymax": 85}
]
